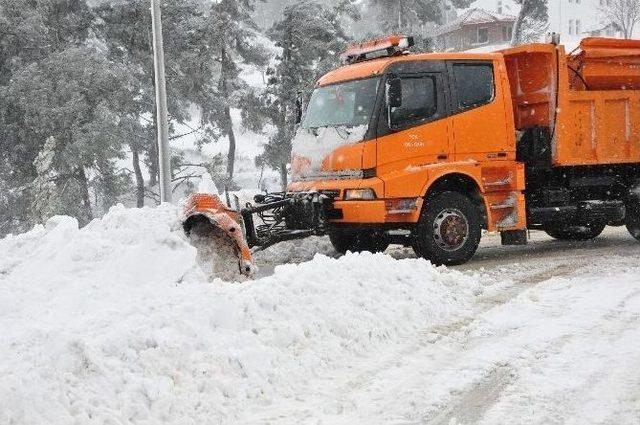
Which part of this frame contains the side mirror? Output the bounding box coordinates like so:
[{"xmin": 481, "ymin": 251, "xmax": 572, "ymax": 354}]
[
  {"xmin": 386, "ymin": 77, "xmax": 402, "ymax": 109},
  {"xmin": 295, "ymin": 91, "xmax": 303, "ymax": 124}
]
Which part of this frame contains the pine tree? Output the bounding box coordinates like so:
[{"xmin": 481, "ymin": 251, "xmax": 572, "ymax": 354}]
[
  {"xmin": 0, "ymin": 0, "xmax": 128, "ymax": 231},
  {"xmin": 368, "ymin": 0, "xmax": 472, "ymax": 36},
  {"xmin": 95, "ymin": 0, "xmax": 216, "ymax": 205},
  {"xmin": 257, "ymin": 0, "xmax": 351, "ymax": 189},
  {"xmin": 200, "ymin": 0, "xmax": 268, "ymax": 187},
  {"xmin": 8, "ymin": 46, "xmax": 130, "ymax": 224},
  {"xmin": 511, "ymin": 0, "xmax": 548, "ymax": 45},
  {"xmin": 0, "ymin": 0, "xmax": 65, "ymax": 234},
  {"xmin": 94, "ymin": 0, "xmax": 158, "ymax": 206}
]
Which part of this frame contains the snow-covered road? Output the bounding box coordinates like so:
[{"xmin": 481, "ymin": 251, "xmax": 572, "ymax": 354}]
[
  {"xmin": 331, "ymin": 270, "xmax": 640, "ymax": 425},
  {"xmin": 1, "ymin": 206, "xmax": 639, "ymax": 424},
  {"xmin": 248, "ymin": 229, "xmax": 640, "ymax": 424}
]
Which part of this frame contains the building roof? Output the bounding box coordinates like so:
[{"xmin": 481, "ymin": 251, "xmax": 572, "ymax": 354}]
[{"xmin": 432, "ymin": 8, "xmax": 516, "ymax": 37}]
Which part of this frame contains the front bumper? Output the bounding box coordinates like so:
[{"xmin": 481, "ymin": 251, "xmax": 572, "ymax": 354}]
[
  {"xmin": 331, "ymin": 199, "xmax": 422, "ymax": 224},
  {"xmin": 288, "ymin": 177, "xmax": 422, "ymax": 224}
]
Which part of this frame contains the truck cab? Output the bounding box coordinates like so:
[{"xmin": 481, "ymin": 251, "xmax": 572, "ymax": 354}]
[{"xmin": 286, "ymin": 35, "xmax": 526, "ymax": 264}]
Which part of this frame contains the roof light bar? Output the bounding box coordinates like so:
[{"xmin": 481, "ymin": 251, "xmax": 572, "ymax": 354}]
[{"xmin": 341, "ymin": 35, "xmax": 415, "ymax": 64}]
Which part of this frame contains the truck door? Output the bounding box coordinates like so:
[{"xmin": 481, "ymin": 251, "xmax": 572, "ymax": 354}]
[
  {"xmin": 376, "ymin": 71, "xmax": 452, "ymax": 198},
  {"xmin": 448, "ymin": 61, "xmax": 512, "ymax": 161}
]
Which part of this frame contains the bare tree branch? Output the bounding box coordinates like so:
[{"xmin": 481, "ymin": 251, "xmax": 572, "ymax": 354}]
[{"xmin": 601, "ymin": 0, "xmax": 640, "ymax": 38}]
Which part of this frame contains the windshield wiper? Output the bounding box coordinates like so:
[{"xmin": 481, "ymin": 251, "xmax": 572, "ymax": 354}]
[
  {"xmin": 335, "ymin": 126, "xmax": 352, "ymax": 140},
  {"xmin": 304, "ymin": 124, "xmax": 361, "ymax": 140}
]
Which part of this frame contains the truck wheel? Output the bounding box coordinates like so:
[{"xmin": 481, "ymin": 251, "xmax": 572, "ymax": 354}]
[
  {"xmin": 544, "ymin": 223, "xmax": 606, "ymax": 241},
  {"xmin": 412, "ymin": 191, "xmax": 482, "ymax": 266},
  {"xmin": 625, "ymin": 201, "xmax": 640, "ymax": 240},
  {"xmin": 329, "ymin": 231, "xmax": 389, "ymax": 254}
]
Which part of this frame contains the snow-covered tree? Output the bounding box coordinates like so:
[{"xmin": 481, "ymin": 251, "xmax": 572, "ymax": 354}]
[
  {"xmin": 368, "ymin": 0, "xmax": 471, "ymax": 35},
  {"xmin": 31, "ymin": 137, "xmax": 85, "ymax": 223},
  {"xmin": 253, "ymin": 0, "xmax": 358, "ymax": 29},
  {"xmin": 201, "ymin": 0, "xmax": 268, "ymax": 187},
  {"xmin": 257, "ymin": 0, "xmax": 351, "ymax": 189},
  {"xmin": 9, "ymin": 47, "xmax": 130, "ymax": 224},
  {"xmin": 95, "ymin": 0, "xmax": 217, "ymax": 205},
  {"xmin": 511, "ymin": 0, "xmax": 548, "ymax": 45},
  {"xmin": 0, "ymin": 0, "xmax": 128, "ymax": 231}
]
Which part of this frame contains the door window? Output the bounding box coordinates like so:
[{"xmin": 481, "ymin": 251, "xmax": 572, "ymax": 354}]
[
  {"xmin": 453, "ymin": 63, "xmax": 494, "ymax": 111},
  {"xmin": 390, "ymin": 75, "xmax": 437, "ymax": 128}
]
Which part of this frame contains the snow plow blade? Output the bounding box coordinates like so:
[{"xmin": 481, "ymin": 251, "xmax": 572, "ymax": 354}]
[{"xmin": 182, "ymin": 193, "xmax": 253, "ymax": 277}]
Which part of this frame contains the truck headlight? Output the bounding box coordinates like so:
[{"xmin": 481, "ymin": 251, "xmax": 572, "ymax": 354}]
[{"xmin": 344, "ymin": 188, "xmax": 376, "ymax": 200}]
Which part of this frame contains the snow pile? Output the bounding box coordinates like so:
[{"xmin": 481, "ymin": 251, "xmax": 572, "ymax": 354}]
[{"xmin": 0, "ymin": 204, "xmax": 486, "ymax": 424}]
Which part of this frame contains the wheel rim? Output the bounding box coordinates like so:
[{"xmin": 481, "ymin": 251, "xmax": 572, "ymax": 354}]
[{"xmin": 432, "ymin": 208, "xmax": 469, "ymax": 251}]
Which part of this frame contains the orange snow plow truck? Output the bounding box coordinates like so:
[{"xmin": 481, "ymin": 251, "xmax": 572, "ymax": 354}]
[{"xmin": 185, "ymin": 35, "xmax": 640, "ymax": 272}]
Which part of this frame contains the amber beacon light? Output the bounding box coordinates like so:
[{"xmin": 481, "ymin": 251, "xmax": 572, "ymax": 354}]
[{"xmin": 341, "ymin": 35, "xmax": 415, "ymax": 64}]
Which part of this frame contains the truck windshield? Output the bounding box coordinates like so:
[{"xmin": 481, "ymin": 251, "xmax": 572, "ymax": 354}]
[{"xmin": 302, "ymin": 77, "xmax": 380, "ymax": 129}]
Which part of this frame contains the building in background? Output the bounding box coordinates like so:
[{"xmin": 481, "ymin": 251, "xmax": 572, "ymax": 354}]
[
  {"xmin": 433, "ymin": 0, "xmax": 631, "ymax": 52},
  {"xmin": 547, "ymin": 0, "xmax": 622, "ymax": 47},
  {"xmin": 431, "ymin": 8, "xmax": 516, "ymax": 51}
]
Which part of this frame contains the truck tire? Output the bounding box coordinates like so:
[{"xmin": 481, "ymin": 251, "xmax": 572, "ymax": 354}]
[
  {"xmin": 329, "ymin": 231, "xmax": 389, "ymax": 254},
  {"xmin": 412, "ymin": 191, "xmax": 482, "ymax": 266},
  {"xmin": 625, "ymin": 200, "xmax": 640, "ymax": 240},
  {"xmin": 544, "ymin": 223, "xmax": 606, "ymax": 241}
]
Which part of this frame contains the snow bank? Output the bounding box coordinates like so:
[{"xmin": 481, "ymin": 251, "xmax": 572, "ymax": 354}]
[{"xmin": 0, "ymin": 205, "xmax": 483, "ymax": 424}]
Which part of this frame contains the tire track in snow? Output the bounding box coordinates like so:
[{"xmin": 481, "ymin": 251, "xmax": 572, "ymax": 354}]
[
  {"xmin": 323, "ymin": 259, "xmax": 640, "ymax": 424},
  {"xmin": 258, "ymin": 263, "xmax": 582, "ymax": 423},
  {"xmin": 423, "ymin": 365, "xmax": 515, "ymax": 425},
  {"xmin": 422, "ymin": 263, "xmax": 581, "ymax": 347},
  {"xmin": 474, "ymin": 284, "xmax": 640, "ymax": 425},
  {"xmin": 392, "ymin": 273, "xmax": 640, "ymax": 425}
]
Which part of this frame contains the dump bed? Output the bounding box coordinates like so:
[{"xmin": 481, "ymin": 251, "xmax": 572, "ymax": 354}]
[
  {"xmin": 567, "ymin": 38, "xmax": 640, "ymax": 90},
  {"xmin": 500, "ymin": 38, "xmax": 640, "ymax": 167}
]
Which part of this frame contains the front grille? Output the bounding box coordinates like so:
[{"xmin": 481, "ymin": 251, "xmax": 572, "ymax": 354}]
[{"xmin": 319, "ymin": 189, "xmax": 341, "ymax": 199}]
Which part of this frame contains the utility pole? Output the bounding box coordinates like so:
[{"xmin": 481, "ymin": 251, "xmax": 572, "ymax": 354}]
[{"xmin": 150, "ymin": 0, "xmax": 172, "ymax": 203}]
